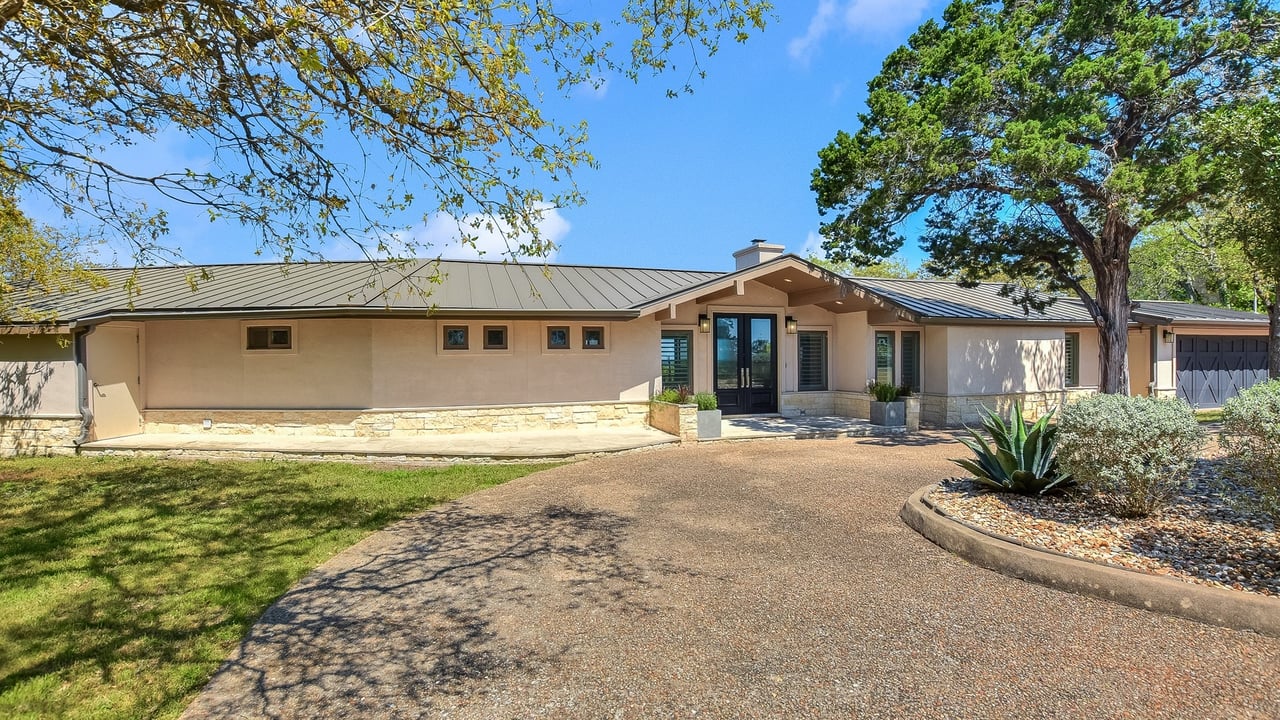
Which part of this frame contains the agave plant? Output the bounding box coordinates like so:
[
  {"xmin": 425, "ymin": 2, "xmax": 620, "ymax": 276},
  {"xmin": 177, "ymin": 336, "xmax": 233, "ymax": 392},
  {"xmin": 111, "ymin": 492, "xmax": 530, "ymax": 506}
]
[{"xmin": 952, "ymin": 401, "xmax": 1075, "ymax": 495}]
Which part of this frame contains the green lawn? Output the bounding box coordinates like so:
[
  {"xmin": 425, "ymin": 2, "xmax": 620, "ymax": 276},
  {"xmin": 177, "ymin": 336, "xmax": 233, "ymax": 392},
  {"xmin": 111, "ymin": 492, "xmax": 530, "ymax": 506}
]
[
  {"xmin": 0, "ymin": 457, "xmax": 552, "ymax": 720},
  {"xmin": 1195, "ymin": 408, "xmax": 1224, "ymax": 423}
]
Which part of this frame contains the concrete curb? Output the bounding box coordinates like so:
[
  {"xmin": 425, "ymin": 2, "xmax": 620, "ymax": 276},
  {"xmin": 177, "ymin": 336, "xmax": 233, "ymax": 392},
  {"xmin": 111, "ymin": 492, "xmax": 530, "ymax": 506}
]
[{"xmin": 900, "ymin": 485, "xmax": 1280, "ymax": 637}]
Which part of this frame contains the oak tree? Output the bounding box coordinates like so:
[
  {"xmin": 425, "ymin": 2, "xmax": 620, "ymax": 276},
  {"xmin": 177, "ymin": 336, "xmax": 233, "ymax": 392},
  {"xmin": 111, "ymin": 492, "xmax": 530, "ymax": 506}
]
[
  {"xmin": 811, "ymin": 0, "xmax": 1279, "ymax": 393},
  {"xmin": 0, "ymin": 0, "xmax": 769, "ymax": 272}
]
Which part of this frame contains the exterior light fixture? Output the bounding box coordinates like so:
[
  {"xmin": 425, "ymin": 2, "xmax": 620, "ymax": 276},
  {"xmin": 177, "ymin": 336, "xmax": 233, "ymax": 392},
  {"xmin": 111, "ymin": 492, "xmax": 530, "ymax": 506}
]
[
  {"xmin": 698, "ymin": 314, "xmax": 711, "ymax": 333},
  {"xmin": 785, "ymin": 316, "xmax": 798, "ymax": 334},
  {"xmin": 1162, "ymin": 329, "xmax": 1176, "ymax": 343}
]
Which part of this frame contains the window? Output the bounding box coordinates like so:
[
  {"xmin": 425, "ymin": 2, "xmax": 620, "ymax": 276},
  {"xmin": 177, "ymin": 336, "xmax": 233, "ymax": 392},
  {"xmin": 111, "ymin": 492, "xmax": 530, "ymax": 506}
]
[
  {"xmin": 1065, "ymin": 332, "xmax": 1080, "ymax": 387},
  {"xmin": 582, "ymin": 326, "xmax": 605, "ymax": 349},
  {"xmin": 547, "ymin": 326, "xmax": 570, "ymax": 350},
  {"xmin": 661, "ymin": 330, "xmax": 693, "ymax": 389},
  {"xmin": 900, "ymin": 331, "xmax": 921, "ymax": 392},
  {"xmin": 443, "ymin": 325, "xmax": 469, "ymax": 350},
  {"xmin": 246, "ymin": 325, "xmax": 292, "ymax": 350},
  {"xmin": 797, "ymin": 331, "xmax": 828, "ymax": 391},
  {"xmin": 874, "ymin": 331, "xmax": 895, "ymax": 385},
  {"xmin": 483, "ymin": 325, "xmax": 508, "ymax": 350}
]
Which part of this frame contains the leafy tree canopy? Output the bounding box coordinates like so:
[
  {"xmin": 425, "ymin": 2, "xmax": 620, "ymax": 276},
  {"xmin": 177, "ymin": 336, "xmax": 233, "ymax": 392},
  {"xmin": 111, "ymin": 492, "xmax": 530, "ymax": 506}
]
[
  {"xmin": 0, "ymin": 0, "xmax": 770, "ymax": 269},
  {"xmin": 1130, "ymin": 213, "xmax": 1259, "ymax": 311},
  {"xmin": 1204, "ymin": 99, "xmax": 1280, "ymax": 375},
  {"xmin": 812, "ymin": 0, "xmax": 1279, "ymax": 392},
  {"xmin": 806, "ymin": 254, "xmax": 921, "ymax": 278}
]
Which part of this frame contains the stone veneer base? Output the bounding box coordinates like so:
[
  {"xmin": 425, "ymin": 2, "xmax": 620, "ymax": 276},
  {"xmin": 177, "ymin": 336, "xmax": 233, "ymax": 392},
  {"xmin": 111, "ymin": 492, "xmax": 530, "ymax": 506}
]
[
  {"xmin": 0, "ymin": 416, "xmax": 80, "ymax": 457},
  {"xmin": 143, "ymin": 402, "xmax": 652, "ymax": 438}
]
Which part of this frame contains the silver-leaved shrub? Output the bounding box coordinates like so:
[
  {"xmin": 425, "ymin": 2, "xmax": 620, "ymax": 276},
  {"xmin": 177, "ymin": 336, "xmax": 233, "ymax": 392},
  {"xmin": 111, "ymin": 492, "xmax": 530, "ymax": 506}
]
[
  {"xmin": 1057, "ymin": 394, "xmax": 1204, "ymax": 517},
  {"xmin": 1220, "ymin": 379, "xmax": 1280, "ymax": 519}
]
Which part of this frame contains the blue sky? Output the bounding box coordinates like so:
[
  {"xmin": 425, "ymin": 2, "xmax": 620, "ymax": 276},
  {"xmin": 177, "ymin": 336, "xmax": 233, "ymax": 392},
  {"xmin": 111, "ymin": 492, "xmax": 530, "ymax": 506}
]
[{"xmin": 29, "ymin": 0, "xmax": 942, "ymax": 273}]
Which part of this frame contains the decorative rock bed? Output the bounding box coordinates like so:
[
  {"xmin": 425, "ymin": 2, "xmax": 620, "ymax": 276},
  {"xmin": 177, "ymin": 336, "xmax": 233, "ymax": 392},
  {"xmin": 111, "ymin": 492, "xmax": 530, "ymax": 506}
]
[{"xmin": 929, "ymin": 458, "xmax": 1279, "ymax": 598}]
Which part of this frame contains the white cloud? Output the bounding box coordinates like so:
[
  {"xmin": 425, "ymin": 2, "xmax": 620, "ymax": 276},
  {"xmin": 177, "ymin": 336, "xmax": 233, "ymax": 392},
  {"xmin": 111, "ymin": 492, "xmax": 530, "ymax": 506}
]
[
  {"xmin": 788, "ymin": 0, "xmax": 840, "ymax": 64},
  {"xmin": 800, "ymin": 230, "xmax": 826, "ymax": 257},
  {"xmin": 789, "ymin": 0, "xmax": 932, "ymax": 63},
  {"xmin": 572, "ymin": 76, "xmax": 611, "ymax": 101},
  {"xmin": 321, "ymin": 204, "xmax": 569, "ymax": 263}
]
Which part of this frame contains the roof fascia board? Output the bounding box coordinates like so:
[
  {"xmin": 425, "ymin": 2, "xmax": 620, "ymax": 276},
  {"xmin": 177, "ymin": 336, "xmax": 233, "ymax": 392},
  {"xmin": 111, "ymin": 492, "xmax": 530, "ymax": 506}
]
[{"xmin": 1131, "ymin": 311, "xmax": 1268, "ymax": 327}]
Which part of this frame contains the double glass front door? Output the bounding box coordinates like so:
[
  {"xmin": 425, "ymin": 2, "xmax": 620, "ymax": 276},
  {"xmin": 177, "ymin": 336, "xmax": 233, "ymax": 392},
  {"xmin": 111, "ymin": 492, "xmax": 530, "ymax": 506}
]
[{"xmin": 714, "ymin": 314, "xmax": 777, "ymax": 415}]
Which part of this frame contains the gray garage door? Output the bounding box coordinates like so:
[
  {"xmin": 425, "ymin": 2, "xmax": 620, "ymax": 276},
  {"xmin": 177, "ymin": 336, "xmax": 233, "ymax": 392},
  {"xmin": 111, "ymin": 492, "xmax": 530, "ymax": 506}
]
[{"xmin": 1175, "ymin": 336, "xmax": 1269, "ymax": 408}]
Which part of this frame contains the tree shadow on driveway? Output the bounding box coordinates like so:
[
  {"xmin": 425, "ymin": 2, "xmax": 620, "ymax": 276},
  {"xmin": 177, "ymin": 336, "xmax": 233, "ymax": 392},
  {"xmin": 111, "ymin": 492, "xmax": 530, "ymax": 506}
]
[{"xmin": 182, "ymin": 504, "xmax": 656, "ymax": 719}]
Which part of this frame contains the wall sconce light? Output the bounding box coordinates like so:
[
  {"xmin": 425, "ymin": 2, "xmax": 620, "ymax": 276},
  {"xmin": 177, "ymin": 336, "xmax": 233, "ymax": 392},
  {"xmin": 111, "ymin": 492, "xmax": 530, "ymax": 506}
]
[
  {"xmin": 698, "ymin": 314, "xmax": 711, "ymax": 333},
  {"xmin": 785, "ymin": 316, "xmax": 798, "ymax": 334},
  {"xmin": 1162, "ymin": 329, "xmax": 1175, "ymax": 343}
]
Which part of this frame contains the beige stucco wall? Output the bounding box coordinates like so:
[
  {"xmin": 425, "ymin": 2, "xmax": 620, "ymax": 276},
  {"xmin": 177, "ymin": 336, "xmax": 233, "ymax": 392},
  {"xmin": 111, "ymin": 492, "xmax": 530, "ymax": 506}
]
[
  {"xmin": 923, "ymin": 326, "xmax": 948, "ymax": 395},
  {"xmin": 833, "ymin": 312, "xmax": 869, "ymax": 392},
  {"xmin": 944, "ymin": 326, "xmax": 1067, "ymax": 395},
  {"xmin": 145, "ymin": 317, "xmax": 660, "ymax": 410},
  {"xmin": 0, "ymin": 334, "xmax": 78, "ymax": 417}
]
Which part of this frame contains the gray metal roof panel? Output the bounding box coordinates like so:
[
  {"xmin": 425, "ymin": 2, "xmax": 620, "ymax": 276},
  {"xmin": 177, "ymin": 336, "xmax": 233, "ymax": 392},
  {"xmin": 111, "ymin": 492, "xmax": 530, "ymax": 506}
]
[
  {"xmin": 1132, "ymin": 301, "xmax": 1269, "ymax": 325},
  {"xmin": 22, "ymin": 259, "xmax": 724, "ymax": 321},
  {"xmin": 848, "ymin": 277, "xmax": 1096, "ymax": 323}
]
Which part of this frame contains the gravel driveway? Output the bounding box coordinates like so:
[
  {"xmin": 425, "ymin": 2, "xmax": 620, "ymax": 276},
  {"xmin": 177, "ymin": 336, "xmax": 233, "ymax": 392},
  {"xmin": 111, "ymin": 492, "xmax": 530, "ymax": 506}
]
[{"xmin": 182, "ymin": 434, "xmax": 1280, "ymax": 719}]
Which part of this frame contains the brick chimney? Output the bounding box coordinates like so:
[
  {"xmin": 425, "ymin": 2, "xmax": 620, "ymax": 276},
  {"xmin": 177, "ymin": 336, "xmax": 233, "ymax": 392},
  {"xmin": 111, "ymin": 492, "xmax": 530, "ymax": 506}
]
[{"xmin": 732, "ymin": 239, "xmax": 785, "ymax": 270}]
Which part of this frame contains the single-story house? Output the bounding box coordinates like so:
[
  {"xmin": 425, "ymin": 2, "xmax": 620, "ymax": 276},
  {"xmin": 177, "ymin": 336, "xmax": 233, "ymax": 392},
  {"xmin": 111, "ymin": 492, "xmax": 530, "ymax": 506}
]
[{"xmin": 0, "ymin": 240, "xmax": 1270, "ymax": 456}]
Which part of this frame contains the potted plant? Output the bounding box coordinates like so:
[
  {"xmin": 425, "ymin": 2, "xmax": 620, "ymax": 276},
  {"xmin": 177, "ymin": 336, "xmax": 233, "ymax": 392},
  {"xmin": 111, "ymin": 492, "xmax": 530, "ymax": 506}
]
[
  {"xmin": 867, "ymin": 380, "xmax": 905, "ymax": 426},
  {"xmin": 694, "ymin": 392, "xmax": 721, "ymax": 440}
]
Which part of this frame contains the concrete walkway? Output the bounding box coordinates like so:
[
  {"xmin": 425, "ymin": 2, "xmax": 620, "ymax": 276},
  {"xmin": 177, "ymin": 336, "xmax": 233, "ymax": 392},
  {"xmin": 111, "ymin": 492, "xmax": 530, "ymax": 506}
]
[
  {"xmin": 81, "ymin": 426, "xmax": 678, "ymax": 461},
  {"xmin": 718, "ymin": 414, "xmax": 904, "ymax": 440},
  {"xmin": 181, "ymin": 434, "xmax": 1279, "ymax": 719}
]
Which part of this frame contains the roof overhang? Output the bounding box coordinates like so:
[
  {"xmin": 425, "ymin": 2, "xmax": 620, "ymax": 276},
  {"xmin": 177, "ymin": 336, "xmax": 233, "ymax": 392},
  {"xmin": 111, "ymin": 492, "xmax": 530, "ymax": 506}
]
[
  {"xmin": 633, "ymin": 254, "xmax": 921, "ymax": 321},
  {"xmin": 66, "ymin": 306, "xmax": 642, "ymax": 327}
]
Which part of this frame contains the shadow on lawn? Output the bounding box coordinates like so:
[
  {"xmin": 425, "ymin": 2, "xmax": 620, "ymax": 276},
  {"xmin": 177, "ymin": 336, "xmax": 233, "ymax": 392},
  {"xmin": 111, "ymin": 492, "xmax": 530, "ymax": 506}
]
[
  {"xmin": 0, "ymin": 461, "xmax": 497, "ymax": 717},
  {"xmin": 180, "ymin": 503, "xmax": 651, "ymax": 719}
]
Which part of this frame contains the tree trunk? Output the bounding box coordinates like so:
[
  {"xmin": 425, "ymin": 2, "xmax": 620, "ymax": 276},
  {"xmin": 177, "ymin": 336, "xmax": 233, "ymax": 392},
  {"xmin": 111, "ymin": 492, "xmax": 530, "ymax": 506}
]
[
  {"xmin": 1093, "ymin": 260, "xmax": 1133, "ymax": 394},
  {"xmin": 1269, "ymin": 279, "xmax": 1280, "ymax": 379}
]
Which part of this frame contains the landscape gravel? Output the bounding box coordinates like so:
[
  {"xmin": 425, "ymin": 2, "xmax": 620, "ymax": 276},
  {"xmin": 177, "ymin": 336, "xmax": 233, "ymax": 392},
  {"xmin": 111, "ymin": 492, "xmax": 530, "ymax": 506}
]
[
  {"xmin": 929, "ymin": 459, "xmax": 1280, "ymax": 597},
  {"xmin": 182, "ymin": 433, "xmax": 1280, "ymax": 720}
]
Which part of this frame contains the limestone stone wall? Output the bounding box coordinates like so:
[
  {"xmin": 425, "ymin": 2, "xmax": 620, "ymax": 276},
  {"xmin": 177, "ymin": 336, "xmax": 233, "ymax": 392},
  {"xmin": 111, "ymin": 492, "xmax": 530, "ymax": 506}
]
[
  {"xmin": 918, "ymin": 388, "xmax": 1097, "ymax": 427},
  {"xmin": 144, "ymin": 402, "xmax": 651, "ymax": 438},
  {"xmin": 0, "ymin": 416, "xmax": 80, "ymax": 457},
  {"xmin": 647, "ymin": 401, "xmax": 698, "ymax": 442}
]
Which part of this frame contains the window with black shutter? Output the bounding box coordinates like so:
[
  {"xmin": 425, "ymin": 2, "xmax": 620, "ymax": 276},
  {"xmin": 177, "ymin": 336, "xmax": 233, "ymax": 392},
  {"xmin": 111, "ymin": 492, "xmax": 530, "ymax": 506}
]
[
  {"xmin": 1065, "ymin": 332, "xmax": 1080, "ymax": 387},
  {"xmin": 661, "ymin": 330, "xmax": 692, "ymax": 390},
  {"xmin": 797, "ymin": 331, "xmax": 828, "ymax": 391},
  {"xmin": 900, "ymin": 331, "xmax": 921, "ymax": 392}
]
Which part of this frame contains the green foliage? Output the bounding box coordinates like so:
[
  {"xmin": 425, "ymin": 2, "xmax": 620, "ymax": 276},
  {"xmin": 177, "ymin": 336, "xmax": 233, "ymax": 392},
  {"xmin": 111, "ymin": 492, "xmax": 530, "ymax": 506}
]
[
  {"xmin": 0, "ymin": 196, "xmax": 105, "ymax": 324},
  {"xmin": 1057, "ymin": 394, "xmax": 1205, "ymax": 517},
  {"xmin": 1220, "ymin": 379, "xmax": 1280, "ymax": 519},
  {"xmin": 0, "ymin": 1, "xmax": 770, "ymax": 271},
  {"xmin": 807, "ymin": 254, "xmax": 920, "ymax": 278},
  {"xmin": 867, "ymin": 381, "xmax": 900, "ymax": 402},
  {"xmin": 1130, "ymin": 216, "xmax": 1260, "ymax": 311},
  {"xmin": 653, "ymin": 386, "xmax": 693, "ymax": 404},
  {"xmin": 693, "ymin": 392, "xmax": 718, "ymax": 411},
  {"xmin": 953, "ymin": 402, "xmax": 1074, "ymax": 495},
  {"xmin": 812, "ymin": 0, "xmax": 1280, "ymax": 392},
  {"xmin": 0, "ymin": 456, "xmax": 549, "ymax": 719}
]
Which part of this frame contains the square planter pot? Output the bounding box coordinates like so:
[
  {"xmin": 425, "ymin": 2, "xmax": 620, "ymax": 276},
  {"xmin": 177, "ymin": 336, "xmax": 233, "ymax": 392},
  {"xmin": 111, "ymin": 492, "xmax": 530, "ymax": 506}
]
[
  {"xmin": 697, "ymin": 409, "xmax": 722, "ymax": 439},
  {"xmin": 869, "ymin": 400, "xmax": 905, "ymax": 427}
]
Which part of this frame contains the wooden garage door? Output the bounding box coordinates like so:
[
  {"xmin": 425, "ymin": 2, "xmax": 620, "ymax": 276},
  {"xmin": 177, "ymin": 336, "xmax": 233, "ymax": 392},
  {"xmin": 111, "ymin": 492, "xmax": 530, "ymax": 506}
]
[{"xmin": 1175, "ymin": 336, "xmax": 1269, "ymax": 408}]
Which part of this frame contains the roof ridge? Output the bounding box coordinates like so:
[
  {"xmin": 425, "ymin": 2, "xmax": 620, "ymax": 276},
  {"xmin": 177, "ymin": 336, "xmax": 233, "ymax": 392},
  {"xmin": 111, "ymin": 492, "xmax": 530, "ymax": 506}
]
[{"xmin": 89, "ymin": 257, "xmax": 727, "ymax": 275}]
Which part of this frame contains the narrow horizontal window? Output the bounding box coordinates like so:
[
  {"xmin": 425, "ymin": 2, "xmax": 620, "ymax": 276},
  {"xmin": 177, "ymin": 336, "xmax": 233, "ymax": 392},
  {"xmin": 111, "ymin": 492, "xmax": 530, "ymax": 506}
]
[
  {"xmin": 443, "ymin": 325, "xmax": 469, "ymax": 350},
  {"xmin": 483, "ymin": 325, "xmax": 508, "ymax": 350},
  {"xmin": 547, "ymin": 326, "xmax": 570, "ymax": 350},
  {"xmin": 246, "ymin": 325, "xmax": 292, "ymax": 350}
]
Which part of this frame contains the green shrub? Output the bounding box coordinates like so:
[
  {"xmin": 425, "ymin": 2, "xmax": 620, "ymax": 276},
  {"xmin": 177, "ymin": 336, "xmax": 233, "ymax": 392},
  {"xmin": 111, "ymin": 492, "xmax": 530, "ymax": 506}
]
[
  {"xmin": 867, "ymin": 381, "xmax": 899, "ymax": 402},
  {"xmin": 655, "ymin": 386, "xmax": 696, "ymax": 404},
  {"xmin": 693, "ymin": 392, "xmax": 718, "ymax": 411},
  {"xmin": 1057, "ymin": 394, "xmax": 1204, "ymax": 518},
  {"xmin": 953, "ymin": 401, "xmax": 1074, "ymax": 495},
  {"xmin": 1220, "ymin": 379, "xmax": 1280, "ymax": 519}
]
